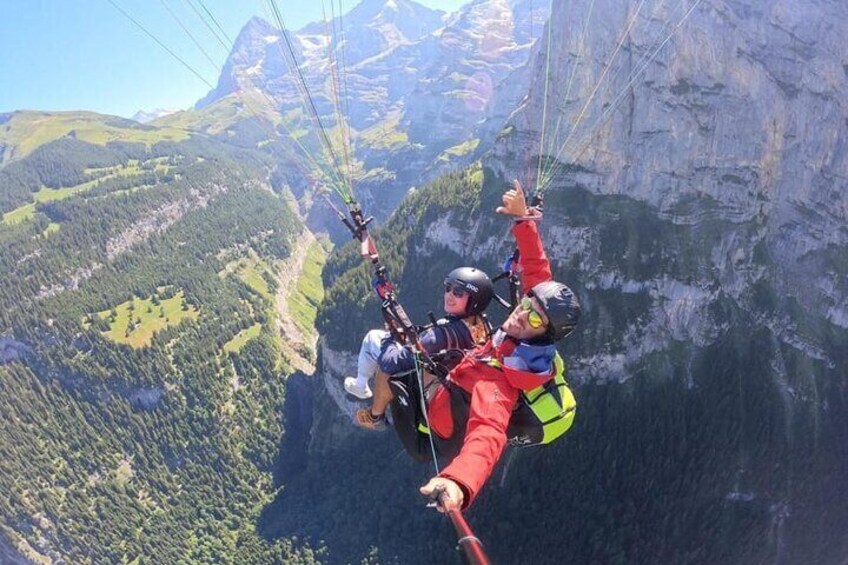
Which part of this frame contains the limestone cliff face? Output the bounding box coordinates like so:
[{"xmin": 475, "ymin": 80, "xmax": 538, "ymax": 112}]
[
  {"xmin": 309, "ymin": 2, "xmax": 848, "ymax": 562},
  {"xmin": 474, "ymin": 1, "xmax": 848, "ymax": 559},
  {"xmin": 493, "ymin": 0, "xmax": 848, "ymax": 380}
]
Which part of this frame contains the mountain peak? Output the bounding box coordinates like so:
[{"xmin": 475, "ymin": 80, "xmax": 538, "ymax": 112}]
[
  {"xmin": 349, "ymin": 0, "xmax": 439, "ymax": 18},
  {"xmin": 302, "ymin": 0, "xmax": 445, "ymax": 36},
  {"xmin": 238, "ymin": 16, "xmax": 278, "ymax": 38},
  {"xmin": 131, "ymin": 108, "xmax": 179, "ymax": 123}
]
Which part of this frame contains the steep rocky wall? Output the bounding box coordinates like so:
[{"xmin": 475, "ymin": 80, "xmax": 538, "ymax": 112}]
[
  {"xmin": 297, "ymin": 1, "xmax": 848, "ymax": 562},
  {"xmin": 478, "ymin": 0, "xmax": 848, "ymax": 560},
  {"xmin": 497, "ymin": 0, "xmax": 848, "ymax": 328}
]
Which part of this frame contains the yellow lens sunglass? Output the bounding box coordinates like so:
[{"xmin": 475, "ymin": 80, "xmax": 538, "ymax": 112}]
[{"xmin": 520, "ymin": 296, "xmax": 545, "ymax": 329}]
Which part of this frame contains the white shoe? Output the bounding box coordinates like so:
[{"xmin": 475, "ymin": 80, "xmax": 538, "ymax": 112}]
[{"xmin": 344, "ymin": 377, "xmax": 373, "ymax": 400}]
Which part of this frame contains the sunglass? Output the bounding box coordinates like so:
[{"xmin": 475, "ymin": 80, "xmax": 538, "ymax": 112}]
[
  {"xmin": 444, "ymin": 283, "xmax": 469, "ymax": 298},
  {"xmin": 520, "ymin": 296, "xmax": 545, "ymax": 329}
]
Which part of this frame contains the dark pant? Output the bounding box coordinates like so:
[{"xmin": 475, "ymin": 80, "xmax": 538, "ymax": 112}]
[{"xmin": 388, "ymin": 371, "xmax": 469, "ymax": 463}]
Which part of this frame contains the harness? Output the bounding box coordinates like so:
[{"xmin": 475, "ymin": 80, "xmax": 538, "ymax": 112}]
[
  {"xmin": 506, "ymin": 352, "xmax": 577, "ymax": 447},
  {"xmin": 395, "ymin": 349, "xmax": 576, "ymax": 456}
]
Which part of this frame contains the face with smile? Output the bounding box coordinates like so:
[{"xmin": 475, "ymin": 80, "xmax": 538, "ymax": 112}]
[
  {"xmin": 501, "ymin": 296, "xmax": 549, "ymax": 340},
  {"xmin": 443, "ymin": 283, "xmax": 470, "ymax": 316}
]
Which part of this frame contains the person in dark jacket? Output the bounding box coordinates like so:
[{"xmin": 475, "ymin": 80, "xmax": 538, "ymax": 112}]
[
  {"xmin": 347, "ymin": 266, "xmax": 494, "ymax": 429},
  {"xmin": 414, "ymin": 180, "xmax": 582, "ymax": 511}
]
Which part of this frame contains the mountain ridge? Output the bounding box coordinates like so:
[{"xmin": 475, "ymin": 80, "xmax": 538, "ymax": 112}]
[
  {"xmin": 0, "ymin": 110, "xmax": 191, "ymax": 166},
  {"xmin": 185, "ymin": 0, "xmax": 549, "ymax": 223},
  {"xmin": 131, "ymin": 108, "xmax": 180, "ymax": 124}
]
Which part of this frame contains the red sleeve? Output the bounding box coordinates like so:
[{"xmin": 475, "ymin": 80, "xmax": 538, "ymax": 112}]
[
  {"xmin": 513, "ymin": 220, "xmax": 552, "ymax": 291},
  {"xmin": 438, "ymin": 378, "xmax": 519, "ymax": 508}
]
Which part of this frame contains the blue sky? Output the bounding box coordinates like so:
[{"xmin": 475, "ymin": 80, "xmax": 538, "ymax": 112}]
[{"xmin": 0, "ymin": 0, "xmax": 469, "ymax": 118}]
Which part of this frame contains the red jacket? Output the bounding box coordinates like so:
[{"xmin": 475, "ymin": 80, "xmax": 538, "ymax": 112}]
[{"xmin": 428, "ymin": 220, "xmax": 555, "ymax": 508}]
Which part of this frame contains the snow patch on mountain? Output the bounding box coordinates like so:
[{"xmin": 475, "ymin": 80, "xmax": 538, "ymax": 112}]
[{"xmin": 131, "ymin": 108, "xmax": 180, "ymax": 123}]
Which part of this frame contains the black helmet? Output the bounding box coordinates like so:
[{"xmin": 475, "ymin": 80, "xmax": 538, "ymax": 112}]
[
  {"xmin": 444, "ymin": 267, "xmax": 494, "ymax": 316},
  {"xmin": 530, "ymin": 281, "xmax": 581, "ymax": 340}
]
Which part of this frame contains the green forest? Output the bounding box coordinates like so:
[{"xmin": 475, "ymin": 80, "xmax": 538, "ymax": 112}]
[{"xmin": 0, "ymin": 134, "xmax": 327, "ymax": 563}]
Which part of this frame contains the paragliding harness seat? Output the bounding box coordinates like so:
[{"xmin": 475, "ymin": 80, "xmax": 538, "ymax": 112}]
[
  {"xmin": 336, "ymin": 200, "xmax": 575, "ymax": 462},
  {"xmin": 388, "ymin": 351, "xmax": 577, "ymax": 462}
]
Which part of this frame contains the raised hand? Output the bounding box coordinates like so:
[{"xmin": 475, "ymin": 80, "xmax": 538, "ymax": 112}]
[{"xmin": 496, "ymin": 179, "xmax": 528, "ymax": 217}]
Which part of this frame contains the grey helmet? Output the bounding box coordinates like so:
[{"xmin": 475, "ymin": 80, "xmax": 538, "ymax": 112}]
[
  {"xmin": 530, "ymin": 281, "xmax": 581, "ymax": 340},
  {"xmin": 444, "ymin": 267, "xmax": 494, "ymax": 316}
]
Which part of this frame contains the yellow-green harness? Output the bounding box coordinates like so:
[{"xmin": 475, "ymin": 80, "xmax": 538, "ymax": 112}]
[
  {"xmin": 512, "ymin": 352, "xmax": 577, "ymax": 445},
  {"xmin": 416, "ymin": 353, "xmax": 576, "ymax": 447}
]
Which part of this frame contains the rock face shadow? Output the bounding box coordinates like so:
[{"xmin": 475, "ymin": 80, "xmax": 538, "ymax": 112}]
[{"xmin": 273, "ymin": 370, "xmax": 314, "ymax": 486}]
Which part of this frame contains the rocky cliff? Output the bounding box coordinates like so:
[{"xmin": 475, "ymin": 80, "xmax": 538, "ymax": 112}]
[
  {"xmin": 499, "ymin": 0, "xmax": 848, "ymax": 343},
  {"xmin": 302, "ymin": 1, "xmax": 848, "ymax": 562},
  {"xmin": 485, "ymin": 0, "xmax": 848, "ymax": 560},
  {"xmin": 194, "ymin": 0, "xmax": 549, "ymax": 220}
]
